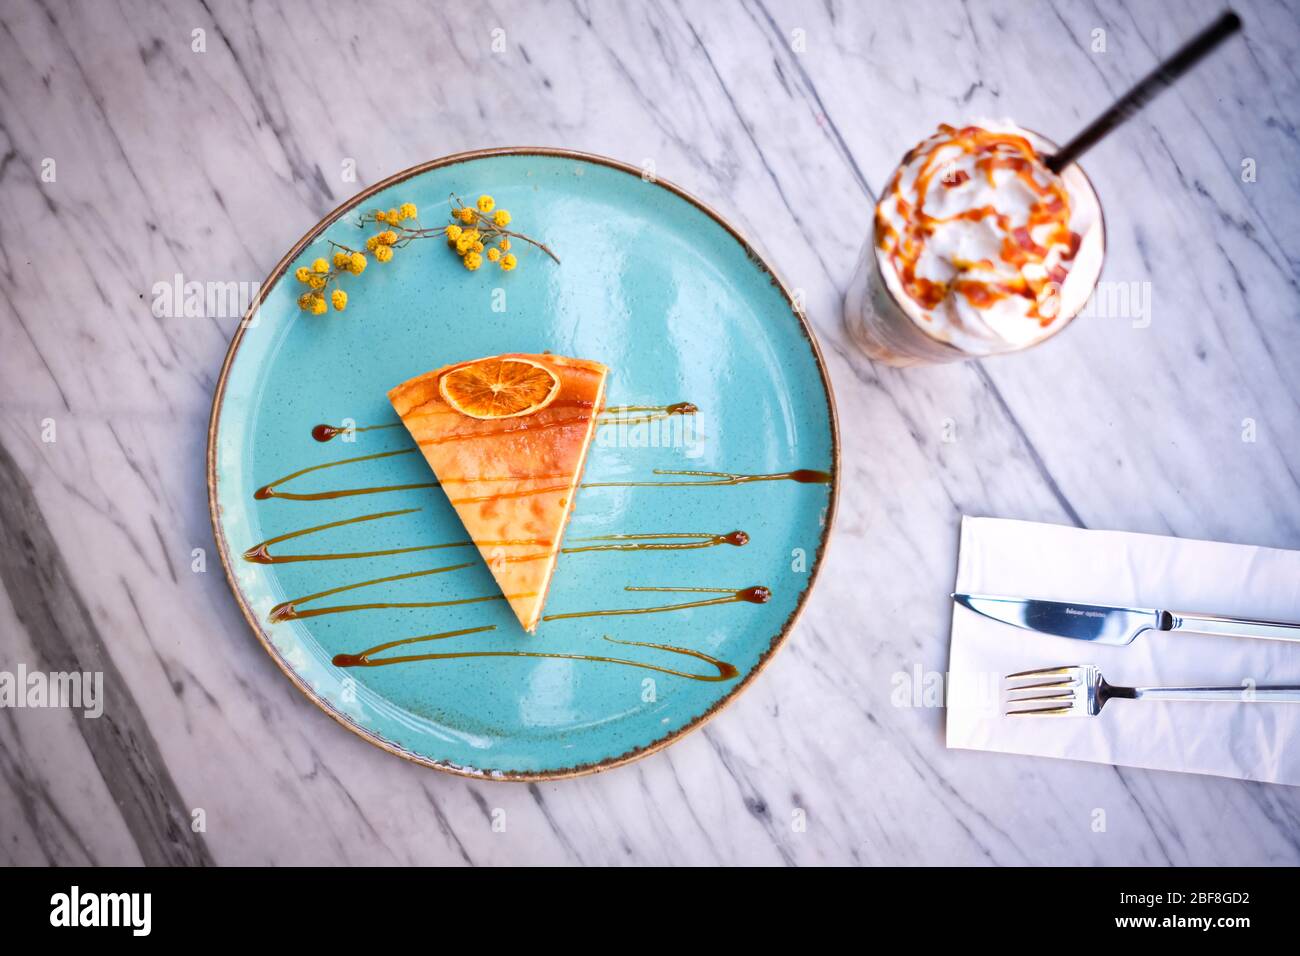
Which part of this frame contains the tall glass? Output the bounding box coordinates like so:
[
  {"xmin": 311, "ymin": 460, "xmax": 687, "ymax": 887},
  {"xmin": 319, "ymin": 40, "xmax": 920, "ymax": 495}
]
[{"xmin": 845, "ymin": 124, "xmax": 1106, "ymax": 367}]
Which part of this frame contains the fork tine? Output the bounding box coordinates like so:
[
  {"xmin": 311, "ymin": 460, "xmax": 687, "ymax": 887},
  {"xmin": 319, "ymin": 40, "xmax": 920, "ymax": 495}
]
[
  {"xmin": 1006, "ymin": 691, "xmax": 1073, "ymax": 703},
  {"xmin": 1005, "ymin": 665, "xmax": 1075, "ymax": 680},
  {"xmin": 1005, "ymin": 705, "xmax": 1075, "ymax": 716},
  {"xmin": 1005, "ymin": 678, "xmax": 1075, "ymax": 691}
]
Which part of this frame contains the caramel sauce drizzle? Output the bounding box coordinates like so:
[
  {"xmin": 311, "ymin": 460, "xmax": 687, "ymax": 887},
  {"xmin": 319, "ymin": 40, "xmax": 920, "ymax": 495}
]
[
  {"xmin": 254, "ymin": 449, "xmax": 567, "ymax": 503},
  {"xmin": 258, "ymin": 403, "xmax": 829, "ymax": 505},
  {"xmin": 563, "ymin": 530, "xmax": 749, "ymax": 552},
  {"xmin": 599, "ymin": 402, "xmax": 698, "ymax": 426},
  {"xmin": 306, "ymin": 401, "xmax": 693, "ymax": 445},
  {"xmin": 583, "ymin": 468, "xmax": 831, "ymax": 488},
  {"xmin": 312, "ymin": 422, "xmax": 402, "ymax": 442},
  {"xmin": 332, "ymin": 631, "xmax": 738, "ymax": 682},
  {"xmin": 542, "ymin": 585, "xmax": 771, "ymax": 622},
  {"xmin": 268, "ymin": 562, "xmax": 480, "ymax": 622},
  {"xmin": 244, "ymin": 511, "xmax": 749, "ymax": 567},
  {"xmin": 243, "ymin": 508, "xmax": 446, "ymax": 564},
  {"xmin": 255, "ymin": 449, "xmax": 828, "ymax": 504},
  {"xmin": 331, "ymin": 625, "xmax": 496, "ymax": 667},
  {"xmin": 274, "ymin": 592, "xmax": 512, "ymax": 623},
  {"xmin": 254, "ymin": 448, "xmax": 430, "ymax": 501},
  {"xmin": 245, "ymin": 404, "xmax": 808, "ymax": 685},
  {"xmin": 251, "ymin": 519, "xmax": 752, "ymax": 621}
]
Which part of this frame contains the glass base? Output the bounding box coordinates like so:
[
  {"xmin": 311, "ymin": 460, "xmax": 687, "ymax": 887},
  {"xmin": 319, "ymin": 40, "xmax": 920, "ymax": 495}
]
[{"xmin": 842, "ymin": 246, "xmax": 968, "ymax": 367}]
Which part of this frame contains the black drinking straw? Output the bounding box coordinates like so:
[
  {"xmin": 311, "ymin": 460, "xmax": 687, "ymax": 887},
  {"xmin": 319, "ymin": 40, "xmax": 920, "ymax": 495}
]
[{"xmin": 1046, "ymin": 10, "xmax": 1242, "ymax": 174}]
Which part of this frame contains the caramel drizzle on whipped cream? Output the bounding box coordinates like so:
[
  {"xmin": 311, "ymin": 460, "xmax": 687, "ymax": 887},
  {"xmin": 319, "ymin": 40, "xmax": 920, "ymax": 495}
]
[{"xmin": 876, "ymin": 124, "xmax": 1081, "ymax": 325}]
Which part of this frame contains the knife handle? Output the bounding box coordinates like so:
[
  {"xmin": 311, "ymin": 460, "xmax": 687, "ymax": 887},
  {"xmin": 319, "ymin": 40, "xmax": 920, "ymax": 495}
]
[{"xmin": 1171, "ymin": 611, "xmax": 1300, "ymax": 643}]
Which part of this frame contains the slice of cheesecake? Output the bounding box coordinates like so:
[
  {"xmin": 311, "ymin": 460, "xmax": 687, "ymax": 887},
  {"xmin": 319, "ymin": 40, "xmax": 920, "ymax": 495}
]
[{"xmin": 388, "ymin": 353, "xmax": 608, "ymax": 632}]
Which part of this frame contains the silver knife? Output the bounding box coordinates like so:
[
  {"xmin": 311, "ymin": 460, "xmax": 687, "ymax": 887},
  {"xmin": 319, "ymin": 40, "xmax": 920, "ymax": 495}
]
[{"xmin": 953, "ymin": 593, "xmax": 1300, "ymax": 646}]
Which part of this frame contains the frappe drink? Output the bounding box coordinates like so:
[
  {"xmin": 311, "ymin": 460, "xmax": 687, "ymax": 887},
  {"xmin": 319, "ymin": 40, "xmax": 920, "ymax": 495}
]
[{"xmin": 845, "ymin": 121, "xmax": 1105, "ymax": 365}]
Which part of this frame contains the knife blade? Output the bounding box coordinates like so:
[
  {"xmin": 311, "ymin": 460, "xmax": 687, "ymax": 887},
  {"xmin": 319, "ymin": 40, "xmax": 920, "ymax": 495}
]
[{"xmin": 953, "ymin": 594, "xmax": 1300, "ymax": 646}]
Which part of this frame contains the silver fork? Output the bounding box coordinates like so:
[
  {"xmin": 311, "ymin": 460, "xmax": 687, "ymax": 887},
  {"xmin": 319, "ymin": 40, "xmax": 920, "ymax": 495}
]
[{"xmin": 1004, "ymin": 665, "xmax": 1300, "ymax": 717}]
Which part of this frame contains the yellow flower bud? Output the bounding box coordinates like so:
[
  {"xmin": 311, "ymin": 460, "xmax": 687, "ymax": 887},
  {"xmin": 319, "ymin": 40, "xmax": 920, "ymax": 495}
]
[
  {"xmin": 365, "ymin": 235, "xmax": 380, "ymax": 252},
  {"xmin": 310, "ymin": 294, "xmax": 328, "ymax": 315},
  {"xmin": 463, "ymin": 252, "xmax": 483, "ymax": 271},
  {"xmin": 457, "ymin": 206, "xmax": 476, "ymax": 224},
  {"xmin": 295, "ymin": 266, "xmax": 311, "ymax": 283},
  {"xmin": 400, "ymin": 202, "xmax": 418, "ymax": 220},
  {"xmin": 297, "ymin": 292, "xmax": 314, "ymax": 310},
  {"xmin": 330, "ymin": 289, "xmax": 348, "ymax": 311},
  {"xmin": 312, "ymin": 258, "xmax": 330, "ymax": 274},
  {"xmin": 333, "ymin": 252, "xmax": 350, "ymax": 269},
  {"xmin": 348, "ymin": 252, "xmax": 367, "ymax": 275},
  {"xmin": 375, "ymin": 210, "xmax": 388, "ymax": 224},
  {"xmin": 476, "ymin": 195, "xmax": 495, "ymax": 212},
  {"xmin": 308, "ymin": 275, "xmax": 326, "ymax": 291},
  {"xmin": 445, "ymin": 224, "xmax": 462, "ymax": 241},
  {"xmin": 375, "ymin": 244, "xmax": 393, "ymax": 263},
  {"xmin": 499, "ymin": 238, "xmax": 511, "ymax": 251},
  {"xmin": 500, "ymin": 253, "xmax": 517, "ymax": 271},
  {"xmin": 492, "ymin": 209, "xmax": 511, "ymax": 227},
  {"xmin": 487, "ymin": 247, "xmax": 501, "ymax": 262}
]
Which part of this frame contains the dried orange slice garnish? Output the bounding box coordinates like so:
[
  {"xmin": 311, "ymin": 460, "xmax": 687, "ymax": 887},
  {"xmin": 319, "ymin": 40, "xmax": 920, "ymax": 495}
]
[{"xmin": 439, "ymin": 356, "xmax": 560, "ymax": 420}]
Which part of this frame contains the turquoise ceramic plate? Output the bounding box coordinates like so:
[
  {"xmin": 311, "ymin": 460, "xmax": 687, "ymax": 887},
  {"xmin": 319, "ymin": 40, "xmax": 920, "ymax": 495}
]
[{"xmin": 208, "ymin": 148, "xmax": 838, "ymax": 779}]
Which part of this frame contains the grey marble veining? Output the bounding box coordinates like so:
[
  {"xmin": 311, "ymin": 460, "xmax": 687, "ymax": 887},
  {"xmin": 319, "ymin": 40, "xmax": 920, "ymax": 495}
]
[{"xmin": 1, "ymin": 0, "xmax": 1298, "ymax": 865}]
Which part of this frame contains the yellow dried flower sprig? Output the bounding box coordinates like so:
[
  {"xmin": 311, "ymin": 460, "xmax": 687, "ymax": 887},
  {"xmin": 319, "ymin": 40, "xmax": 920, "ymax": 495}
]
[
  {"xmin": 356, "ymin": 193, "xmax": 554, "ymax": 271},
  {"xmin": 295, "ymin": 194, "xmax": 554, "ymax": 314},
  {"xmin": 437, "ymin": 194, "xmax": 548, "ymax": 271},
  {"xmin": 293, "ymin": 247, "xmax": 367, "ymax": 314}
]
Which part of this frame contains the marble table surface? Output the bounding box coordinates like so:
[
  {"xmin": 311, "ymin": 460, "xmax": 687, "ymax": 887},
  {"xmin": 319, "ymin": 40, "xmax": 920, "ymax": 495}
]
[{"xmin": 2, "ymin": 0, "xmax": 1298, "ymax": 866}]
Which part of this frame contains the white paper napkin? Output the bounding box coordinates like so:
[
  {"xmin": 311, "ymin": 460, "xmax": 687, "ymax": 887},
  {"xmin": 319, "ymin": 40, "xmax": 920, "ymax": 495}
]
[{"xmin": 946, "ymin": 516, "xmax": 1300, "ymax": 785}]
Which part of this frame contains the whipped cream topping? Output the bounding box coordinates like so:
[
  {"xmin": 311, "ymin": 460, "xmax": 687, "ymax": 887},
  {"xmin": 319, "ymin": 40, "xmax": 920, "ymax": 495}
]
[{"xmin": 874, "ymin": 121, "xmax": 1103, "ymax": 354}]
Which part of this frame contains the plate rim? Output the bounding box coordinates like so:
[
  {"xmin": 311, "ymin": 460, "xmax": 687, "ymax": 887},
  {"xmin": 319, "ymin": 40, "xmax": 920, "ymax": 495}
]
[{"xmin": 206, "ymin": 146, "xmax": 841, "ymax": 781}]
